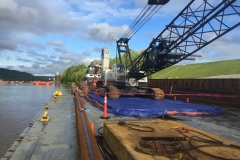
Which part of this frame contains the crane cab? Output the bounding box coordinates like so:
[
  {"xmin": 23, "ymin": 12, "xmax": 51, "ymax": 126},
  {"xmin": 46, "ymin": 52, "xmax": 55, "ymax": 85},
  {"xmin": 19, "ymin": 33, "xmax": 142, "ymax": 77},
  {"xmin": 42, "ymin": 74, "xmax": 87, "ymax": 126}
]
[{"xmin": 104, "ymin": 64, "xmax": 126, "ymax": 87}]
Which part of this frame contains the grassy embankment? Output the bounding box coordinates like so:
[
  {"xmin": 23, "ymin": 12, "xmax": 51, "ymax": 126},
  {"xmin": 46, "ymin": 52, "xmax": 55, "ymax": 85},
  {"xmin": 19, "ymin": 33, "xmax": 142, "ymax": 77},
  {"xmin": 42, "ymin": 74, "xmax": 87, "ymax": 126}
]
[{"xmin": 150, "ymin": 59, "xmax": 240, "ymax": 79}]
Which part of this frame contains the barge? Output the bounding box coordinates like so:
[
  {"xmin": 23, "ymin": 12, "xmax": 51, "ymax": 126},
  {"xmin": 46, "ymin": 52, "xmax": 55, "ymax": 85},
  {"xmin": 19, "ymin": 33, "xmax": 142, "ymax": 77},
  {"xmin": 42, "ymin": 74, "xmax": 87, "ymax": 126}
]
[
  {"xmin": 2, "ymin": 83, "xmax": 240, "ymax": 160},
  {"xmin": 33, "ymin": 81, "xmax": 54, "ymax": 86}
]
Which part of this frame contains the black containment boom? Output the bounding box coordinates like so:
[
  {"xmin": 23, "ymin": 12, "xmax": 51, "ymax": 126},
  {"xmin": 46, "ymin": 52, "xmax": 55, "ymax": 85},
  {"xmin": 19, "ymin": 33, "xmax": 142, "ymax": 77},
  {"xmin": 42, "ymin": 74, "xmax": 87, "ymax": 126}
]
[{"xmin": 148, "ymin": 0, "xmax": 170, "ymax": 5}]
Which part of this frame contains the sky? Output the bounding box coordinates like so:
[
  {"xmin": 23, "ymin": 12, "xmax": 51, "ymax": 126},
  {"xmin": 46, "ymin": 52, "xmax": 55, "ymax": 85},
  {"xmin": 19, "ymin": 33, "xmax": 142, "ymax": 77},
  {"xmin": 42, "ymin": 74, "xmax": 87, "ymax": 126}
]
[{"xmin": 0, "ymin": 0, "xmax": 240, "ymax": 76}]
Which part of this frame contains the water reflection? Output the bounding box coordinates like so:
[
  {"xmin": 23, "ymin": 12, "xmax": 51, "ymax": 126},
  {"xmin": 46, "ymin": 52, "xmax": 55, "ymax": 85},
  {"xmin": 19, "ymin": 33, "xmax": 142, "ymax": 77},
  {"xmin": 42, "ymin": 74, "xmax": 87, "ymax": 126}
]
[{"xmin": 0, "ymin": 83, "xmax": 71, "ymax": 157}]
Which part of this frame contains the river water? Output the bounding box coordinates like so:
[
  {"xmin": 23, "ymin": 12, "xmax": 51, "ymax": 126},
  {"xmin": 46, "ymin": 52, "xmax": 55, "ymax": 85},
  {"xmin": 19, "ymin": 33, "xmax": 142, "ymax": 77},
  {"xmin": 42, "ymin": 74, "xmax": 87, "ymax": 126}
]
[{"xmin": 0, "ymin": 83, "xmax": 72, "ymax": 157}]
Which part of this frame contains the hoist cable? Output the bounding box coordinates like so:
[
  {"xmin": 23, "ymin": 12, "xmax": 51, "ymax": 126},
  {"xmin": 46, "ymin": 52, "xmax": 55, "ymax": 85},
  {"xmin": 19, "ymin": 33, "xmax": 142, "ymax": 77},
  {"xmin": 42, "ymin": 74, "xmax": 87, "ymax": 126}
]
[
  {"xmin": 127, "ymin": 5, "xmax": 163, "ymax": 39},
  {"xmin": 122, "ymin": 4, "xmax": 148, "ymax": 38},
  {"xmin": 123, "ymin": 5, "xmax": 152, "ymax": 38},
  {"xmin": 126, "ymin": 5, "xmax": 157, "ymax": 38},
  {"xmin": 124, "ymin": 5, "xmax": 153, "ymax": 38},
  {"xmin": 122, "ymin": 4, "xmax": 164, "ymax": 39}
]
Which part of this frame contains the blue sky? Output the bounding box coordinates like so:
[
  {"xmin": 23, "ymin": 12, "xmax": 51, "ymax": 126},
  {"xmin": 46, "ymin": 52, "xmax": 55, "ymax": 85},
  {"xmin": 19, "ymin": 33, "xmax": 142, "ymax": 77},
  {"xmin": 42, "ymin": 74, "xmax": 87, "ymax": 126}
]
[{"xmin": 0, "ymin": 0, "xmax": 240, "ymax": 76}]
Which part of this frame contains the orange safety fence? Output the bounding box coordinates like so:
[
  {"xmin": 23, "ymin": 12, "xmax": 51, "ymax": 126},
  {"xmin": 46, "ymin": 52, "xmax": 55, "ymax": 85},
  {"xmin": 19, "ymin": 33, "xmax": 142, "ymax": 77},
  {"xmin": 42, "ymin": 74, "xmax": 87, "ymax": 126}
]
[{"xmin": 166, "ymin": 111, "xmax": 212, "ymax": 115}]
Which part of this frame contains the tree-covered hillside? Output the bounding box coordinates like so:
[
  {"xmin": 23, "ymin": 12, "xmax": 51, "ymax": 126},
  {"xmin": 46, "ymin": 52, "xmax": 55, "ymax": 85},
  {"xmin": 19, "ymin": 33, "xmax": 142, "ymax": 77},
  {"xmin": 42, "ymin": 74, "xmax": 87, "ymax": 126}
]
[
  {"xmin": 0, "ymin": 68, "xmax": 35, "ymax": 80},
  {"xmin": 0, "ymin": 68, "xmax": 54, "ymax": 81}
]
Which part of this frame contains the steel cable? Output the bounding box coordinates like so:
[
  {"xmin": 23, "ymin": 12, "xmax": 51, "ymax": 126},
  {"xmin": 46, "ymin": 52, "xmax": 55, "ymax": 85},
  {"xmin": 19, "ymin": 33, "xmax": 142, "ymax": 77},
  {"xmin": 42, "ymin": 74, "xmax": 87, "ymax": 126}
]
[
  {"xmin": 118, "ymin": 121, "xmax": 155, "ymax": 132},
  {"xmin": 122, "ymin": 4, "xmax": 164, "ymax": 39},
  {"xmin": 127, "ymin": 5, "xmax": 163, "ymax": 39},
  {"xmin": 96, "ymin": 135, "xmax": 117, "ymax": 160},
  {"xmin": 124, "ymin": 5, "xmax": 152, "ymax": 38},
  {"xmin": 122, "ymin": 4, "xmax": 148, "ymax": 38},
  {"xmin": 180, "ymin": 129, "xmax": 240, "ymax": 160}
]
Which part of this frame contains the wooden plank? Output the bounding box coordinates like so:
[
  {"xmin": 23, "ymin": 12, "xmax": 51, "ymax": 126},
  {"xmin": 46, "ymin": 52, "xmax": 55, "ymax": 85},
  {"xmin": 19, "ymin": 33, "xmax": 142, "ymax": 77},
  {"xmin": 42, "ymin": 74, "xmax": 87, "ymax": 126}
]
[{"xmin": 103, "ymin": 120, "xmax": 240, "ymax": 160}]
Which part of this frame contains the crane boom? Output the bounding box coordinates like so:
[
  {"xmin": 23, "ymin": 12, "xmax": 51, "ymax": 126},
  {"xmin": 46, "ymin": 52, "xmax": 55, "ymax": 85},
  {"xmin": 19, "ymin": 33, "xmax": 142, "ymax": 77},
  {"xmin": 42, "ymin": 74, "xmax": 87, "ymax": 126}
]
[
  {"xmin": 98, "ymin": 0, "xmax": 240, "ymax": 100},
  {"xmin": 120, "ymin": 0, "xmax": 240, "ymax": 80}
]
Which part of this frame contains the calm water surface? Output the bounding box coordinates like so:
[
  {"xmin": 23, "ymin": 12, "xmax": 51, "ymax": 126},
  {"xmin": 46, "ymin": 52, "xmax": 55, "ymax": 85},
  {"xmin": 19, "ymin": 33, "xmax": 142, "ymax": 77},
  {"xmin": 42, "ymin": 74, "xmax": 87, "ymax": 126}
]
[{"xmin": 0, "ymin": 83, "xmax": 72, "ymax": 157}]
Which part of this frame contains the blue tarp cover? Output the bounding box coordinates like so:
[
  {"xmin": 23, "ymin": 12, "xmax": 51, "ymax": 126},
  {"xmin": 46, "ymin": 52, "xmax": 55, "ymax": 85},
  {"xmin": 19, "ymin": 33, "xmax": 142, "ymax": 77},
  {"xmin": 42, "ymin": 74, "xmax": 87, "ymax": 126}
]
[{"xmin": 86, "ymin": 93, "xmax": 225, "ymax": 117}]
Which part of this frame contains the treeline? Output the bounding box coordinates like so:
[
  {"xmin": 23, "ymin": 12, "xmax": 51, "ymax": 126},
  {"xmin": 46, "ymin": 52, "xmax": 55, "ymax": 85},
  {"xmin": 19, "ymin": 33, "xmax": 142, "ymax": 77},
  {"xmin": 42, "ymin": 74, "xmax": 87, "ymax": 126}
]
[
  {"xmin": 89, "ymin": 49, "xmax": 140, "ymax": 67},
  {"xmin": 60, "ymin": 64, "xmax": 87, "ymax": 83},
  {"xmin": 0, "ymin": 68, "xmax": 33, "ymax": 81},
  {"xmin": 35, "ymin": 76, "xmax": 54, "ymax": 81},
  {"xmin": 60, "ymin": 49, "xmax": 142, "ymax": 83},
  {"xmin": 0, "ymin": 68, "xmax": 54, "ymax": 81}
]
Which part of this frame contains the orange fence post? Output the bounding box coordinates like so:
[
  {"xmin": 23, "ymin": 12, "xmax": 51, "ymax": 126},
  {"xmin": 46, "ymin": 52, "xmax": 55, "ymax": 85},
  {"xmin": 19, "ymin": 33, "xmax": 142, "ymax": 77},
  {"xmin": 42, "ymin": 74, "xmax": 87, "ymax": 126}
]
[
  {"xmin": 174, "ymin": 96, "xmax": 176, "ymax": 100},
  {"xmin": 95, "ymin": 89, "xmax": 100, "ymax": 96},
  {"xmin": 90, "ymin": 122, "xmax": 94, "ymax": 134},
  {"xmin": 100, "ymin": 93, "xmax": 110, "ymax": 119},
  {"xmin": 80, "ymin": 98, "xmax": 85, "ymax": 105},
  {"xmin": 186, "ymin": 98, "xmax": 189, "ymax": 103},
  {"xmin": 76, "ymin": 86, "xmax": 78, "ymax": 92}
]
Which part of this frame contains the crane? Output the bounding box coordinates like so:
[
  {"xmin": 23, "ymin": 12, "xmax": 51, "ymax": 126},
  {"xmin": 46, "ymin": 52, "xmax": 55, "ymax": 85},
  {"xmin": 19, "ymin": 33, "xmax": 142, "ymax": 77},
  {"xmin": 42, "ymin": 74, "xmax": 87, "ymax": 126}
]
[
  {"xmin": 98, "ymin": 0, "xmax": 240, "ymax": 99},
  {"xmin": 117, "ymin": 0, "xmax": 240, "ymax": 80}
]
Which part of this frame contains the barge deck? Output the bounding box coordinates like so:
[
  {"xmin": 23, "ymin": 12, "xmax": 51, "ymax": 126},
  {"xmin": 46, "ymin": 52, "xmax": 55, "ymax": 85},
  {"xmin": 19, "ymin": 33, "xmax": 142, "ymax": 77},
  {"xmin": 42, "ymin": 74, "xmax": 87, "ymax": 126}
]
[
  {"xmin": 1, "ymin": 94, "xmax": 78, "ymax": 160},
  {"xmin": 1, "ymin": 86, "xmax": 240, "ymax": 160}
]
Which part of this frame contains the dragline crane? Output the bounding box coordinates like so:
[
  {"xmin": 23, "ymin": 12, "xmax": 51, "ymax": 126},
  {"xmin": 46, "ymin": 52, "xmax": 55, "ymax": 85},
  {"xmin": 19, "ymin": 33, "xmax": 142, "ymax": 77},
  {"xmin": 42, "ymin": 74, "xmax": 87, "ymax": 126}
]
[{"xmin": 98, "ymin": 0, "xmax": 240, "ymax": 99}]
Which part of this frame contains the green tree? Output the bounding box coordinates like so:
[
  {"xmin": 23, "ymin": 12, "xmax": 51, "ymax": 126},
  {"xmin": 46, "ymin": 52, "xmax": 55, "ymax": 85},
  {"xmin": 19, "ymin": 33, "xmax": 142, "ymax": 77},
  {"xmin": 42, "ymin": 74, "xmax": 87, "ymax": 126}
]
[
  {"xmin": 60, "ymin": 64, "xmax": 87, "ymax": 83},
  {"xmin": 0, "ymin": 68, "xmax": 36, "ymax": 81},
  {"xmin": 60, "ymin": 49, "xmax": 144, "ymax": 83},
  {"xmin": 90, "ymin": 60, "xmax": 102, "ymax": 66},
  {"xmin": 115, "ymin": 49, "xmax": 140, "ymax": 68}
]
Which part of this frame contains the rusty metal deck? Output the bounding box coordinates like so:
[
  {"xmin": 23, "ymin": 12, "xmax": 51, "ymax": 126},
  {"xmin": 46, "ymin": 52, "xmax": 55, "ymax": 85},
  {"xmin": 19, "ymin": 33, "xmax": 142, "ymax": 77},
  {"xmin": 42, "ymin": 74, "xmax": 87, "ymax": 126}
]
[{"xmin": 180, "ymin": 107, "xmax": 240, "ymax": 143}]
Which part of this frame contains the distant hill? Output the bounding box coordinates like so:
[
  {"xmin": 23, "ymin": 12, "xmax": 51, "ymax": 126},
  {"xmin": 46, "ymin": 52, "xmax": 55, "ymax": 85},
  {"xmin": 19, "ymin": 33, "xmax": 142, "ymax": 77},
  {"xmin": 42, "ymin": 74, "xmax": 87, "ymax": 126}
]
[
  {"xmin": 1, "ymin": 59, "xmax": 240, "ymax": 81},
  {"xmin": 0, "ymin": 68, "xmax": 53, "ymax": 81},
  {"xmin": 150, "ymin": 59, "xmax": 240, "ymax": 79}
]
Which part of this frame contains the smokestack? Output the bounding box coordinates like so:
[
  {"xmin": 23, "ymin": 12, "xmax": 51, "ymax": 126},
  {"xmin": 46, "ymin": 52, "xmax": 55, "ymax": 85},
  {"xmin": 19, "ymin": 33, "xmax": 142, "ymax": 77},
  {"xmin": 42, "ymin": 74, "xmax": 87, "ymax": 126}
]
[{"xmin": 55, "ymin": 72, "xmax": 60, "ymax": 84}]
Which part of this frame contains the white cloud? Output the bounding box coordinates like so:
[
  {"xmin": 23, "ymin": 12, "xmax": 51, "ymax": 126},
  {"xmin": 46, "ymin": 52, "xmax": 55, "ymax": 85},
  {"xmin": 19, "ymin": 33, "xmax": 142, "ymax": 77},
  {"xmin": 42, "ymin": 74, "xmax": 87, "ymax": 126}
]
[
  {"xmin": 0, "ymin": 0, "xmax": 239, "ymax": 75},
  {"xmin": 0, "ymin": 40, "xmax": 17, "ymax": 51},
  {"xmin": 0, "ymin": 0, "xmax": 38, "ymax": 24},
  {"xmin": 3, "ymin": 50, "xmax": 95, "ymax": 75},
  {"xmin": 81, "ymin": 23, "xmax": 129, "ymax": 42},
  {"xmin": 133, "ymin": 0, "xmax": 147, "ymax": 7},
  {"xmin": 48, "ymin": 40, "xmax": 65, "ymax": 47}
]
